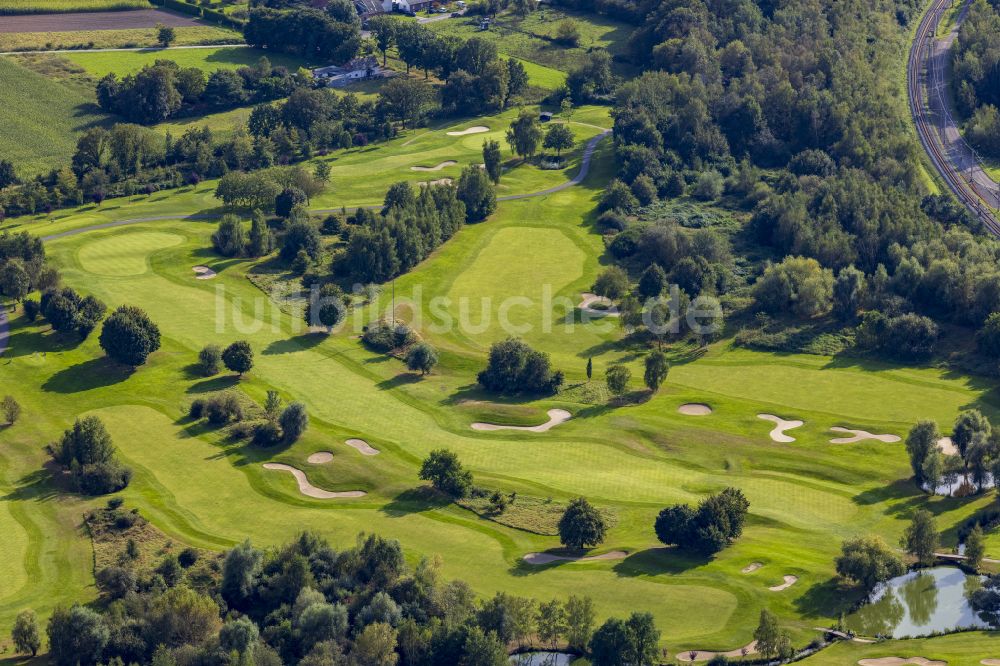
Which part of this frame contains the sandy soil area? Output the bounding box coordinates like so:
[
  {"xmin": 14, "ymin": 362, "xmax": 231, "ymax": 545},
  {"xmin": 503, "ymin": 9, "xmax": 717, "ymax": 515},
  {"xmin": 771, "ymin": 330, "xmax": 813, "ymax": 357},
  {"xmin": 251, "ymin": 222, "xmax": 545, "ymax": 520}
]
[
  {"xmin": 937, "ymin": 436, "xmax": 958, "ymax": 455},
  {"xmin": 471, "ymin": 409, "xmax": 571, "ymax": 433},
  {"xmin": 262, "ymin": 463, "xmax": 365, "ymax": 499},
  {"xmin": 678, "ymin": 403, "xmax": 712, "ymax": 416},
  {"xmin": 192, "ymin": 266, "xmax": 216, "ymax": 279},
  {"xmin": 858, "ymin": 659, "xmax": 946, "ymax": 666},
  {"xmin": 411, "ymin": 161, "xmax": 457, "ymax": 171},
  {"xmin": 345, "ymin": 438, "xmax": 379, "ymax": 455},
  {"xmin": 741, "ymin": 562, "xmax": 762, "ymax": 573},
  {"xmin": 306, "ymin": 452, "xmax": 333, "ymax": 464},
  {"xmin": 677, "ymin": 642, "xmax": 757, "ymax": 663},
  {"xmin": 447, "ymin": 126, "xmax": 489, "ymax": 136},
  {"xmin": 830, "ymin": 427, "xmax": 901, "ymax": 444},
  {"xmin": 577, "ymin": 292, "xmax": 619, "ymax": 317},
  {"xmin": 768, "ymin": 575, "xmax": 798, "ymax": 591},
  {"xmin": 757, "ymin": 414, "xmax": 804, "ymax": 442}
]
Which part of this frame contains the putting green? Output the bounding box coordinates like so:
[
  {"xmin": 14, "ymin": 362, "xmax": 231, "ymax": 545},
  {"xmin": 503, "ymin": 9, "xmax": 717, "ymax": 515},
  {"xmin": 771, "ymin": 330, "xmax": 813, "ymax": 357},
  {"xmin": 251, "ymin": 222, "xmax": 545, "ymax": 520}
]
[{"xmin": 77, "ymin": 231, "xmax": 184, "ymax": 277}]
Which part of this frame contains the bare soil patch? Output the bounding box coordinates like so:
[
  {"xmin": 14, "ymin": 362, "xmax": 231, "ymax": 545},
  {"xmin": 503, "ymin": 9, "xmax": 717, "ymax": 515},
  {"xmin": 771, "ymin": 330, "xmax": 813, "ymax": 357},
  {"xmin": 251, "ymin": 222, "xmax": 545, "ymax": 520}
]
[{"xmin": 0, "ymin": 9, "xmax": 201, "ymax": 33}]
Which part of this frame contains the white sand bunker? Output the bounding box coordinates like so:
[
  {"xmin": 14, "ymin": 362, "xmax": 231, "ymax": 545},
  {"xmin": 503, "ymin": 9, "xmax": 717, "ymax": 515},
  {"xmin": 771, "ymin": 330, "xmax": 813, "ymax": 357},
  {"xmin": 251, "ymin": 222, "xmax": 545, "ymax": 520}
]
[
  {"xmin": 677, "ymin": 642, "xmax": 757, "ymax": 663},
  {"xmin": 523, "ymin": 550, "xmax": 627, "ymax": 565},
  {"xmin": 578, "ymin": 292, "xmax": 620, "ymax": 317},
  {"xmin": 741, "ymin": 562, "xmax": 763, "ymax": 574},
  {"xmin": 420, "ymin": 178, "xmax": 453, "ymax": 186},
  {"xmin": 937, "ymin": 437, "xmax": 958, "ymax": 456},
  {"xmin": 679, "ymin": 403, "xmax": 712, "ymax": 416},
  {"xmin": 411, "ymin": 160, "xmax": 457, "ymax": 171},
  {"xmin": 980, "ymin": 660, "xmax": 1000, "ymax": 666},
  {"xmin": 345, "ymin": 438, "xmax": 379, "ymax": 456},
  {"xmin": 757, "ymin": 414, "xmax": 804, "ymax": 442},
  {"xmin": 830, "ymin": 427, "xmax": 901, "ymax": 444},
  {"xmin": 262, "ymin": 463, "xmax": 366, "ymax": 499},
  {"xmin": 471, "ymin": 409, "xmax": 571, "ymax": 433},
  {"xmin": 307, "ymin": 451, "xmax": 333, "ymax": 464},
  {"xmin": 447, "ymin": 126, "xmax": 489, "ymax": 136},
  {"xmin": 858, "ymin": 657, "xmax": 948, "ymax": 666},
  {"xmin": 192, "ymin": 266, "xmax": 216, "ymax": 279},
  {"xmin": 768, "ymin": 575, "xmax": 798, "ymax": 591}
]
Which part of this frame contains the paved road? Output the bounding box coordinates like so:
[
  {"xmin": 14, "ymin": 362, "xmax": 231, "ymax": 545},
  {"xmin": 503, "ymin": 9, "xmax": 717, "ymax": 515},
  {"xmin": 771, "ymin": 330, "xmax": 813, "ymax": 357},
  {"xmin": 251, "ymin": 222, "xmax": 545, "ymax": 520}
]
[
  {"xmin": 0, "ymin": 42, "xmax": 246, "ymax": 56},
  {"xmin": 0, "ymin": 309, "xmax": 9, "ymax": 358},
  {"xmin": 41, "ymin": 130, "xmax": 611, "ymax": 242},
  {"xmin": 910, "ymin": 0, "xmax": 1000, "ymax": 229}
]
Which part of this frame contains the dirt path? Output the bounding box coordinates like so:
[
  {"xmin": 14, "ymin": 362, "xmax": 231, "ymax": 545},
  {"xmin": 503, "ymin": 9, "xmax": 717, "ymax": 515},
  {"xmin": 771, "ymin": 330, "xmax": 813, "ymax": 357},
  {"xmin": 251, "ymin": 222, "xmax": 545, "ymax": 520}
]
[
  {"xmin": 39, "ymin": 132, "xmax": 612, "ymax": 243},
  {"xmin": 0, "ymin": 9, "xmax": 202, "ymax": 34}
]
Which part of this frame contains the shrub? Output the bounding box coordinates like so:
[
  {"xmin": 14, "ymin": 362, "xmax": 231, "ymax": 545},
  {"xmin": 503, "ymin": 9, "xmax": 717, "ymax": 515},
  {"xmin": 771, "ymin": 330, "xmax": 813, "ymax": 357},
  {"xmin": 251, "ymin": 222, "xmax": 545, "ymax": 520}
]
[
  {"xmin": 654, "ymin": 487, "xmax": 749, "ymax": 555},
  {"xmin": 189, "ymin": 399, "xmax": 206, "ymax": 419},
  {"xmin": 419, "ymin": 449, "xmax": 473, "ymax": 498},
  {"xmin": 222, "ymin": 340, "xmax": 254, "ymax": 376},
  {"xmin": 405, "ymin": 342, "xmax": 438, "ymax": 375},
  {"xmin": 99, "ymin": 305, "xmax": 161, "ymax": 367},
  {"xmin": 592, "ymin": 266, "xmax": 630, "ymax": 300},
  {"xmin": 198, "ymin": 344, "xmax": 222, "ymax": 376},
  {"xmin": 178, "ymin": 548, "xmax": 199, "ymax": 568},
  {"xmin": 205, "ymin": 392, "xmax": 244, "ymax": 425},
  {"xmin": 362, "ymin": 320, "xmax": 414, "ymax": 352},
  {"xmin": 253, "ymin": 420, "xmax": 282, "ymax": 446},
  {"xmin": 53, "ymin": 416, "xmax": 132, "ymax": 495},
  {"xmin": 279, "ymin": 402, "xmax": 308, "ymax": 443},
  {"xmin": 477, "ymin": 338, "xmax": 563, "ymax": 394}
]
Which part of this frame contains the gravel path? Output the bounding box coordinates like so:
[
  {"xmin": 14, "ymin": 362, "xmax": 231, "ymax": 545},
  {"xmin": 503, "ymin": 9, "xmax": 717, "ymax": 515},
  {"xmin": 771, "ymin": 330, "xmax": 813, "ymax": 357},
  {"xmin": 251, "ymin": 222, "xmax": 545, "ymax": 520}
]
[{"xmin": 39, "ymin": 131, "xmax": 611, "ymax": 243}]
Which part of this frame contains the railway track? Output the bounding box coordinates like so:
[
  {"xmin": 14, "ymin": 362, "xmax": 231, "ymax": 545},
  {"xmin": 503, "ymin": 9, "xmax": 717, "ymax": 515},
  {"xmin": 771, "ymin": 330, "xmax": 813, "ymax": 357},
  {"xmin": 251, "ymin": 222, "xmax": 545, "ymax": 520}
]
[{"xmin": 908, "ymin": 0, "xmax": 1000, "ymax": 234}]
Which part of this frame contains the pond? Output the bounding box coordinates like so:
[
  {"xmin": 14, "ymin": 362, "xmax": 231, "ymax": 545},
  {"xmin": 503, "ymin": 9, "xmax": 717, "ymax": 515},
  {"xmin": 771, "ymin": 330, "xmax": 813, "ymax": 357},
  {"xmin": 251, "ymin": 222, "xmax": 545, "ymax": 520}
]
[
  {"xmin": 509, "ymin": 653, "xmax": 575, "ymax": 666},
  {"xmin": 844, "ymin": 567, "xmax": 987, "ymax": 638}
]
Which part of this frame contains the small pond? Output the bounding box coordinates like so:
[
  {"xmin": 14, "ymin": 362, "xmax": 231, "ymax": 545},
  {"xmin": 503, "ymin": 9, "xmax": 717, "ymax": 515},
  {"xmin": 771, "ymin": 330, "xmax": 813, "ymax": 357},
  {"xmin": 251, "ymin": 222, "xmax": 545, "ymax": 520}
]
[
  {"xmin": 844, "ymin": 567, "xmax": 986, "ymax": 638},
  {"xmin": 509, "ymin": 652, "xmax": 575, "ymax": 666}
]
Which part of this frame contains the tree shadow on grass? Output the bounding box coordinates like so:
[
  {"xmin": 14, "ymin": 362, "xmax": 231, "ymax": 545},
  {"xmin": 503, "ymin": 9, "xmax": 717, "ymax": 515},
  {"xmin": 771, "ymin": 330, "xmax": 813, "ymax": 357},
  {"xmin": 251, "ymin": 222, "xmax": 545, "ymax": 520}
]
[
  {"xmin": 853, "ymin": 477, "xmax": 918, "ymax": 506},
  {"xmin": 612, "ymin": 546, "xmax": 711, "ymax": 577},
  {"xmin": 376, "ymin": 373, "xmax": 422, "ymax": 391},
  {"xmin": 5, "ymin": 327, "xmax": 84, "ymax": 359},
  {"xmin": 381, "ymin": 486, "xmax": 451, "ymax": 517},
  {"xmin": 41, "ymin": 357, "xmax": 134, "ymax": 394},
  {"xmin": 3, "ymin": 467, "xmax": 62, "ymax": 503},
  {"xmin": 442, "ymin": 384, "xmax": 549, "ymax": 406},
  {"xmin": 263, "ymin": 333, "xmax": 326, "ymax": 356},
  {"xmin": 185, "ymin": 375, "xmax": 240, "ymax": 394},
  {"xmin": 792, "ymin": 576, "xmax": 860, "ymax": 619}
]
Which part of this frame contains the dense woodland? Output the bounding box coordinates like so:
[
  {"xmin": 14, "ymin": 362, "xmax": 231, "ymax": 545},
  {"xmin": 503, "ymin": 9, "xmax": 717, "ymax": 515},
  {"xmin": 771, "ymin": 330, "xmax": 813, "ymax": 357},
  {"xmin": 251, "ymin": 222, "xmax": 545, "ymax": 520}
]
[{"xmin": 953, "ymin": 0, "xmax": 1000, "ymax": 158}]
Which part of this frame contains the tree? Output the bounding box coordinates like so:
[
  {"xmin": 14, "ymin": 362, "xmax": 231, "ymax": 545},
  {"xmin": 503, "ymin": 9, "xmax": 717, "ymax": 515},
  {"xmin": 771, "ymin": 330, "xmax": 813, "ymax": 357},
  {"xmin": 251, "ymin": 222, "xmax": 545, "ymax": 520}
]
[
  {"xmin": 2, "ymin": 395, "xmax": 21, "ymax": 424},
  {"xmin": 279, "ymin": 402, "xmax": 308, "ymax": 443},
  {"xmin": 406, "ymin": 342, "xmax": 438, "ymax": 375},
  {"xmin": 12, "ymin": 609, "xmax": 40, "ymax": 656},
  {"xmin": 156, "ymin": 23, "xmax": 176, "ymax": 47},
  {"xmin": 753, "ymin": 610, "xmax": 792, "ymax": 660},
  {"xmin": 219, "ymin": 616, "xmax": 259, "ymax": 655},
  {"xmin": 643, "ymin": 351, "xmax": 669, "ymax": 392},
  {"xmin": 198, "ymin": 344, "xmax": 221, "ymax": 376},
  {"xmin": 53, "ymin": 415, "xmax": 131, "ymax": 495},
  {"xmin": 378, "ymin": 78, "xmax": 432, "ymax": 129},
  {"xmin": 478, "ymin": 338, "xmax": 563, "ymax": 394},
  {"xmin": 655, "ymin": 488, "xmax": 749, "ymax": 555},
  {"xmin": 586, "ymin": 357, "xmax": 593, "ymax": 380},
  {"xmin": 905, "ymin": 420, "xmax": 939, "ymax": 487},
  {"xmin": 460, "ymin": 626, "xmax": 507, "ymax": 666},
  {"xmin": 353, "ymin": 622, "xmax": 398, "ymax": 666},
  {"xmin": 280, "ymin": 219, "xmax": 321, "ymax": 262},
  {"xmin": 606, "ymin": 364, "xmax": 631, "ymax": 396},
  {"xmin": 564, "ymin": 595, "xmax": 595, "ymax": 651},
  {"xmin": 505, "ymin": 110, "xmax": 543, "ymax": 160},
  {"xmin": 977, "ymin": 312, "xmax": 1000, "ymax": 357},
  {"xmin": 212, "ymin": 214, "xmax": 246, "ymax": 257},
  {"xmin": 536, "ymin": 599, "xmax": 566, "ymax": 648},
  {"xmin": 555, "ymin": 19, "xmax": 581, "ymax": 46},
  {"xmin": 99, "ymin": 305, "xmax": 161, "ymax": 367},
  {"xmin": 624, "ymin": 612, "xmax": 660, "ymax": 666},
  {"xmin": 637, "ymin": 264, "xmax": 667, "ymax": 299},
  {"xmin": 456, "ymin": 165, "xmax": 496, "ymax": 223},
  {"xmin": 0, "ymin": 259, "xmax": 30, "ymax": 301},
  {"xmin": 558, "ymin": 497, "xmax": 606, "ymax": 551},
  {"xmin": 833, "ymin": 266, "xmax": 866, "ymax": 320},
  {"xmin": 835, "ymin": 535, "xmax": 906, "ymax": 591},
  {"xmin": 482, "ymin": 139, "xmax": 502, "ymax": 183},
  {"xmin": 543, "ymin": 123, "xmax": 574, "ymax": 157},
  {"xmin": 902, "ymin": 510, "xmax": 939, "ymax": 566},
  {"xmin": 47, "ymin": 605, "xmax": 108, "ymax": 666},
  {"xmin": 222, "ymin": 340, "xmax": 254, "ymax": 376},
  {"xmin": 588, "ymin": 618, "xmax": 629, "ymax": 666},
  {"xmin": 966, "ymin": 524, "xmax": 986, "ymax": 572},
  {"xmin": 368, "ymin": 15, "xmax": 397, "ymax": 66},
  {"xmin": 306, "ymin": 283, "xmax": 347, "ymax": 332},
  {"xmin": 921, "ymin": 449, "xmax": 944, "ymax": 495},
  {"xmin": 419, "ymin": 449, "xmax": 473, "ymax": 498},
  {"xmin": 952, "ymin": 409, "xmax": 991, "ymax": 460},
  {"xmin": 592, "ymin": 266, "xmax": 629, "ymax": 300},
  {"xmin": 221, "ymin": 539, "xmax": 263, "ymax": 606},
  {"xmin": 275, "ymin": 186, "xmax": 308, "ymax": 218}
]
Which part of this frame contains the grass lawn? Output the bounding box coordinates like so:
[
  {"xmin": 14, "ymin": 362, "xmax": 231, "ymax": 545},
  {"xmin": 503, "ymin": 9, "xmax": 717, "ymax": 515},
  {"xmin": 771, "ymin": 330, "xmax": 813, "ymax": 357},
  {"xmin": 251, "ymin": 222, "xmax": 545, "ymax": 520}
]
[
  {"xmin": 426, "ymin": 6, "xmax": 634, "ymax": 75},
  {"xmin": 0, "ymin": 26, "xmax": 241, "ymax": 52},
  {"xmin": 0, "ymin": 54, "xmax": 111, "ymax": 175},
  {"xmin": 64, "ymin": 45, "xmax": 306, "ymax": 77},
  {"xmin": 798, "ymin": 631, "xmax": 1000, "ymax": 665}
]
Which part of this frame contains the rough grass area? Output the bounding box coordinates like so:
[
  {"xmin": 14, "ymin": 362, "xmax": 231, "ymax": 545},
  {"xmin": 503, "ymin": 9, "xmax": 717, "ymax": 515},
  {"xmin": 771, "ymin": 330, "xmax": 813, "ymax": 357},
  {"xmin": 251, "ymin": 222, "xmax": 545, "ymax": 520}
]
[
  {"xmin": 0, "ymin": 0, "xmax": 150, "ymax": 14},
  {"xmin": 0, "ymin": 55, "xmax": 110, "ymax": 175},
  {"xmin": 64, "ymin": 45, "xmax": 303, "ymax": 77},
  {"xmin": 0, "ymin": 25, "xmax": 242, "ymax": 51},
  {"xmin": 426, "ymin": 6, "xmax": 633, "ymax": 74},
  {"xmin": 458, "ymin": 493, "xmax": 616, "ymax": 536}
]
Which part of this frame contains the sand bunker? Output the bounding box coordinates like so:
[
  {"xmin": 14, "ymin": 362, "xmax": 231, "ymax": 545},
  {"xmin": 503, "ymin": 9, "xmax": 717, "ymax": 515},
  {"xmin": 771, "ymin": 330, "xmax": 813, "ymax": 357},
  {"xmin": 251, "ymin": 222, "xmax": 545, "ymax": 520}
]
[
  {"xmin": 741, "ymin": 562, "xmax": 763, "ymax": 574},
  {"xmin": 471, "ymin": 409, "xmax": 571, "ymax": 433},
  {"xmin": 192, "ymin": 266, "xmax": 216, "ymax": 279},
  {"xmin": 677, "ymin": 642, "xmax": 757, "ymax": 663},
  {"xmin": 937, "ymin": 437, "xmax": 958, "ymax": 456},
  {"xmin": 980, "ymin": 660, "xmax": 1000, "ymax": 666},
  {"xmin": 420, "ymin": 178, "xmax": 453, "ymax": 186},
  {"xmin": 411, "ymin": 161, "xmax": 457, "ymax": 171},
  {"xmin": 678, "ymin": 403, "xmax": 713, "ymax": 416},
  {"xmin": 345, "ymin": 438, "xmax": 380, "ymax": 456},
  {"xmin": 757, "ymin": 414, "xmax": 804, "ymax": 442},
  {"xmin": 306, "ymin": 451, "xmax": 333, "ymax": 464},
  {"xmin": 768, "ymin": 575, "xmax": 798, "ymax": 591},
  {"xmin": 858, "ymin": 657, "xmax": 948, "ymax": 666},
  {"xmin": 577, "ymin": 292, "xmax": 620, "ymax": 317},
  {"xmin": 262, "ymin": 463, "xmax": 366, "ymax": 499},
  {"xmin": 523, "ymin": 550, "xmax": 627, "ymax": 565},
  {"xmin": 830, "ymin": 427, "xmax": 901, "ymax": 444},
  {"xmin": 447, "ymin": 126, "xmax": 489, "ymax": 136}
]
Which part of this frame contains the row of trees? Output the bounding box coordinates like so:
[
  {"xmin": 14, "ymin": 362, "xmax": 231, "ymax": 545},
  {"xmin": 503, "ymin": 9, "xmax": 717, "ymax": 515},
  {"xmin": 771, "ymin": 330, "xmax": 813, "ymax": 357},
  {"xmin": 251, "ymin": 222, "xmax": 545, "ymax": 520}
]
[
  {"xmin": 906, "ymin": 410, "xmax": 1000, "ymax": 496},
  {"xmin": 0, "ymin": 230, "xmax": 58, "ymax": 302},
  {"xmin": 244, "ymin": 1, "xmax": 361, "ymax": 64}
]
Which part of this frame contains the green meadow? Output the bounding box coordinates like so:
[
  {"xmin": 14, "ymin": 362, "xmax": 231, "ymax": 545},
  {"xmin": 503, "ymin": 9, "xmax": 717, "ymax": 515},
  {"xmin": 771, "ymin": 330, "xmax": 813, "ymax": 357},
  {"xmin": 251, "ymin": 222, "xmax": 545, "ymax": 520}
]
[
  {"xmin": 63, "ymin": 46, "xmax": 308, "ymax": 78},
  {"xmin": 1, "ymin": 105, "xmax": 999, "ymax": 658}
]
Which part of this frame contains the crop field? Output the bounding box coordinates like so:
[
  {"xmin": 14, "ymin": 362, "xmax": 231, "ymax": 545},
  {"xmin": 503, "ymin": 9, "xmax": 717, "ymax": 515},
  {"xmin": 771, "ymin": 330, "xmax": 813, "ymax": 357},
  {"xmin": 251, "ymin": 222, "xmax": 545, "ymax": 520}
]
[
  {"xmin": 0, "ymin": 55, "xmax": 110, "ymax": 175},
  {"xmin": 0, "ymin": 0, "xmax": 151, "ymax": 14},
  {"xmin": 1, "ymin": 97, "xmax": 999, "ymax": 659},
  {"xmin": 0, "ymin": 25, "xmax": 242, "ymax": 51},
  {"xmin": 427, "ymin": 6, "xmax": 633, "ymax": 74}
]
